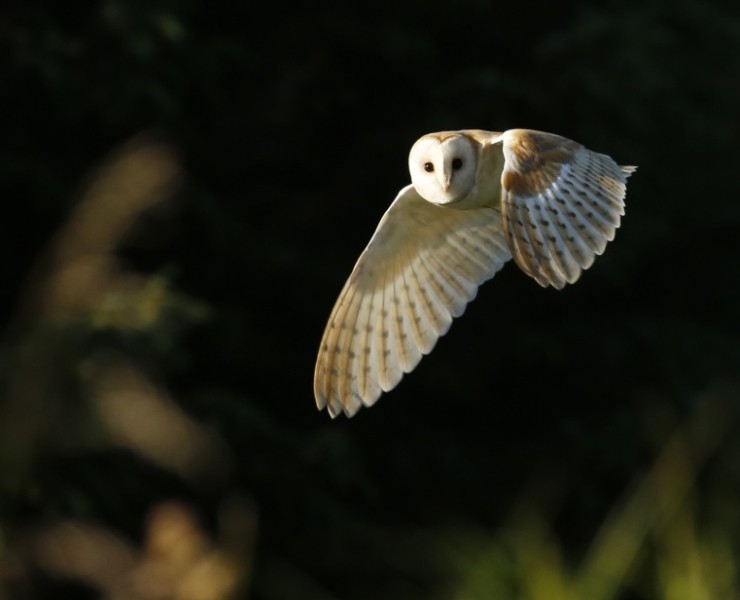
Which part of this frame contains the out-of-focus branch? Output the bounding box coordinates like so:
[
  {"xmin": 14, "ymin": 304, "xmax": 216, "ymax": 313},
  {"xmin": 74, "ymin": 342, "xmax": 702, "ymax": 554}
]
[
  {"xmin": 32, "ymin": 498, "xmax": 257, "ymax": 600},
  {"xmin": 0, "ymin": 135, "xmax": 183, "ymax": 478},
  {"xmin": 0, "ymin": 134, "xmax": 254, "ymax": 598},
  {"xmin": 86, "ymin": 355, "xmax": 234, "ymax": 487},
  {"xmin": 15, "ymin": 135, "xmax": 181, "ymax": 324}
]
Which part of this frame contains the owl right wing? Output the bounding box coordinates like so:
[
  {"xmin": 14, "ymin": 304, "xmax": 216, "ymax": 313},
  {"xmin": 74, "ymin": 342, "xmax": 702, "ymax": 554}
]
[
  {"xmin": 492, "ymin": 129, "xmax": 635, "ymax": 290},
  {"xmin": 314, "ymin": 185, "xmax": 511, "ymax": 418}
]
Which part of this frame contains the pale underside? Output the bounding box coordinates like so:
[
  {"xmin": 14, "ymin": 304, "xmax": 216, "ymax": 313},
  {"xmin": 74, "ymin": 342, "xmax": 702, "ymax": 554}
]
[{"xmin": 314, "ymin": 129, "xmax": 635, "ymax": 418}]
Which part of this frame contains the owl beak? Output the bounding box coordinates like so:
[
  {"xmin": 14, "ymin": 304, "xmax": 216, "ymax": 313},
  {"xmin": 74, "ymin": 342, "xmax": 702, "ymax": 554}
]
[{"xmin": 439, "ymin": 170, "xmax": 453, "ymax": 192}]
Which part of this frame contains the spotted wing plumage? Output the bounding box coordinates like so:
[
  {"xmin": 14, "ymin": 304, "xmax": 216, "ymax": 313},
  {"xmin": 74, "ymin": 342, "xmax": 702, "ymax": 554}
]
[
  {"xmin": 314, "ymin": 185, "xmax": 511, "ymax": 418},
  {"xmin": 498, "ymin": 129, "xmax": 635, "ymax": 289}
]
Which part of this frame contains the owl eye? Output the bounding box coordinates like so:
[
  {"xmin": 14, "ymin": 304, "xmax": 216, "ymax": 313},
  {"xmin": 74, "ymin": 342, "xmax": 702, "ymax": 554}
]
[
  {"xmin": 452, "ymin": 158, "xmax": 463, "ymax": 171},
  {"xmin": 424, "ymin": 162, "xmax": 434, "ymax": 172}
]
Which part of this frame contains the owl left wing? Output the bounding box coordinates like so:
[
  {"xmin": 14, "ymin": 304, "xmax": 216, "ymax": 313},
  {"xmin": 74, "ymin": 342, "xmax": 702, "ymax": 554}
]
[
  {"xmin": 492, "ymin": 129, "xmax": 635, "ymax": 289},
  {"xmin": 314, "ymin": 185, "xmax": 511, "ymax": 418}
]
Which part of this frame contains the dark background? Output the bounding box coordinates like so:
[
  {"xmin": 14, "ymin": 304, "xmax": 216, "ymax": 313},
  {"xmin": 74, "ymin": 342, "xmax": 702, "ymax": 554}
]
[{"xmin": 1, "ymin": 1, "xmax": 739, "ymax": 599}]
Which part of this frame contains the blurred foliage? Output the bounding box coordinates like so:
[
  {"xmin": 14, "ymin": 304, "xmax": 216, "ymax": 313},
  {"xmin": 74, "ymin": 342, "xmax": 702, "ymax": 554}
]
[{"xmin": 1, "ymin": 0, "xmax": 739, "ymax": 599}]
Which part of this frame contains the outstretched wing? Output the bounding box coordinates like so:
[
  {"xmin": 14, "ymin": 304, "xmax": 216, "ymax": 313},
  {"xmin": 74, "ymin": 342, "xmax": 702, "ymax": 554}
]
[
  {"xmin": 496, "ymin": 129, "xmax": 635, "ymax": 289},
  {"xmin": 314, "ymin": 185, "xmax": 511, "ymax": 418}
]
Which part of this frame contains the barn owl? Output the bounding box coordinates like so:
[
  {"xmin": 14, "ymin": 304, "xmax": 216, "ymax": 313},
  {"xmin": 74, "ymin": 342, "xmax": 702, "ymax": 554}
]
[{"xmin": 314, "ymin": 129, "xmax": 635, "ymax": 418}]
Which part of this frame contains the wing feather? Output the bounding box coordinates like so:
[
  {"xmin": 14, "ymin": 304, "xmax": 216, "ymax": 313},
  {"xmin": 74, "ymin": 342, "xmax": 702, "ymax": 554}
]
[
  {"xmin": 335, "ymin": 284, "xmax": 363, "ymax": 408},
  {"xmin": 423, "ymin": 245, "xmax": 473, "ymax": 311},
  {"xmin": 355, "ymin": 290, "xmax": 378, "ymax": 406},
  {"xmin": 404, "ymin": 255, "xmax": 440, "ymax": 353},
  {"xmin": 415, "ymin": 249, "xmax": 458, "ymax": 322},
  {"xmin": 389, "ymin": 258, "xmax": 412, "ymax": 373},
  {"xmin": 375, "ymin": 285, "xmax": 392, "ymax": 392},
  {"xmin": 316, "ymin": 278, "xmax": 355, "ymax": 405},
  {"xmin": 314, "ymin": 185, "xmax": 511, "ymax": 417},
  {"xmin": 504, "ymin": 201, "xmax": 540, "ymax": 280},
  {"xmin": 550, "ymin": 193, "xmax": 597, "ymax": 268},
  {"xmin": 525, "ymin": 195, "xmax": 565, "ymax": 286},
  {"xmin": 537, "ymin": 192, "xmax": 581, "ymax": 283}
]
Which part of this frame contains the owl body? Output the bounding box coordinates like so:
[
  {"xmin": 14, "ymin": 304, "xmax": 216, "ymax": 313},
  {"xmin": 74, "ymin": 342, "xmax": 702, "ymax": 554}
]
[{"xmin": 315, "ymin": 129, "xmax": 635, "ymax": 418}]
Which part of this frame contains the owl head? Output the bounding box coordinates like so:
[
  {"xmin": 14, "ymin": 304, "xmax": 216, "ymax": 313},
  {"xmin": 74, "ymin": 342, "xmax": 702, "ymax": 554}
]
[{"xmin": 408, "ymin": 133, "xmax": 478, "ymax": 205}]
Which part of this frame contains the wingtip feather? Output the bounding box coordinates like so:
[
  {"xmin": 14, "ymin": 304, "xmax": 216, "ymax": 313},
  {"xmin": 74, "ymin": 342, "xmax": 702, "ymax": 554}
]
[{"xmin": 621, "ymin": 165, "xmax": 638, "ymax": 177}]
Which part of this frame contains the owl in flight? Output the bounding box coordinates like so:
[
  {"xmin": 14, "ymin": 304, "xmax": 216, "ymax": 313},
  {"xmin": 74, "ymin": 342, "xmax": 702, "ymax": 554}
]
[{"xmin": 314, "ymin": 129, "xmax": 635, "ymax": 418}]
